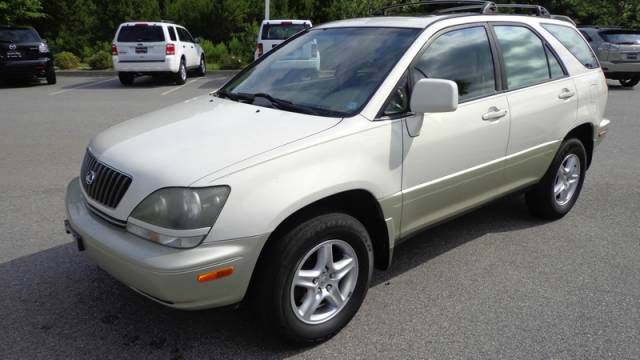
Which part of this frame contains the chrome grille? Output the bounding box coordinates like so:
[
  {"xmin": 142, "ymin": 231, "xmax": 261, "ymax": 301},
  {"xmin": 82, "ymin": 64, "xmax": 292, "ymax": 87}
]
[{"xmin": 80, "ymin": 151, "xmax": 132, "ymax": 208}]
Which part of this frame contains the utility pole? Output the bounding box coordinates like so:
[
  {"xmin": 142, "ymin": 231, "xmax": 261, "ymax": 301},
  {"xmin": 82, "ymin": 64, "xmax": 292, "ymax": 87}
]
[{"xmin": 265, "ymin": 0, "xmax": 270, "ymax": 20}]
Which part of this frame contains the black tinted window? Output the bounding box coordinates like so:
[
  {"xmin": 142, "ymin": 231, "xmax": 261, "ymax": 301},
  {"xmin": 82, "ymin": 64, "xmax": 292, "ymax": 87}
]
[
  {"xmin": 177, "ymin": 28, "xmax": 194, "ymax": 43},
  {"xmin": 414, "ymin": 26, "xmax": 496, "ymax": 102},
  {"xmin": 261, "ymin": 24, "xmax": 308, "ymax": 40},
  {"xmin": 494, "ymin": 26, "xmax": 550, "ymax": 89},
  {"xmin": 542, "ymin": 24, "xmax": 599, "ymax": 69},
  {"xmin": 168, "ymin": 26, "xmax": 177, "ymax": 41},
  {"xmin": 117, "ymin": 25, "xmax": 165, "ymax": 42},
  {"xmin": 0, "ymin": 28, "xmax": 40, "ymax": 43}
]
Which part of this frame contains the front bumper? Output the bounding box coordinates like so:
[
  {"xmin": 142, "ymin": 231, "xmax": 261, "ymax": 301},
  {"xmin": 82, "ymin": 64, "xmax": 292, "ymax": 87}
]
[
  {"xmin": 65, "ymin": 178, "xmax": 267, "ymax": 310},
  {"xmin": 0, "ymin": 58, "xmax": 51, "ymax": 76}
]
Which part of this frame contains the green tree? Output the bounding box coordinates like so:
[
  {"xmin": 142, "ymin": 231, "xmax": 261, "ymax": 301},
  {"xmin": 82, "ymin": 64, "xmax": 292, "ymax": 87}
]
[{"xmin": 0, "ymin": 0, "xmax": 45, "ymax": 24}]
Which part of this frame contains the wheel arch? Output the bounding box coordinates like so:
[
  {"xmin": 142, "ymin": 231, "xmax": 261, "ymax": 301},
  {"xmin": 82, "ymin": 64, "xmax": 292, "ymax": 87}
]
[
  {"xmin": 564, "ymin": 122, "xmax": 594, "ymax": 169},
  {"xmin": 249, "ymin": 189, "xmax": 392, "ymax": 291}
]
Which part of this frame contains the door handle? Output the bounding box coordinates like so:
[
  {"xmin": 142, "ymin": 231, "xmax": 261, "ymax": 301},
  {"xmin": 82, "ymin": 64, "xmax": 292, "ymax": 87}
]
[
  {"xmin": 558, "ymin": 88, "xmax": 576, "ymax": 100},
  {"xmin": 482, "ymin": 107, "xmax": 508, "ymax": 121}
]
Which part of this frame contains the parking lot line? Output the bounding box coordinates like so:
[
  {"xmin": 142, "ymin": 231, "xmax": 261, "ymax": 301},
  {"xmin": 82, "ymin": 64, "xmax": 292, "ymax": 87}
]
[
  {"xmin": 161, "ymin": 78, "xmax": 200, "ymax": 96},
  {"xmin": 48, "ymin": 77, "xmax": 116, "ymax": 96}
]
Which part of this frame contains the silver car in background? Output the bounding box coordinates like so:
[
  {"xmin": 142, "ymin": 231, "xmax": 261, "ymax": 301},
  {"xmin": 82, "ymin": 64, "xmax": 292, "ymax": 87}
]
[{"xmin": 579, "ymin": 27, "xmax": 640, "ymax": 87}]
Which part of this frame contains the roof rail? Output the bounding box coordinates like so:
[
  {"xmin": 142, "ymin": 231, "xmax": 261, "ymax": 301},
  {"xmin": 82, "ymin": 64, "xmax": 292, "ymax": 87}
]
[
  {"xmin": 494, "ymin": 4, "xmax": 550, "ymax": 17},
  {"xmin": 375, "ymin": 1, "xmax": 552, "ymax": 18},
  {"xmin": 375, "ymin": 1, "xmax": 495, "ymax": 16}
]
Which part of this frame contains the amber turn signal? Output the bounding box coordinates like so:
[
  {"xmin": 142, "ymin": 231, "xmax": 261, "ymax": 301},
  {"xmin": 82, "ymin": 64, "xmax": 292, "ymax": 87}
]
[{"xmin": 197, "ymin": 267, "xmax": 234, "ymax": 283}]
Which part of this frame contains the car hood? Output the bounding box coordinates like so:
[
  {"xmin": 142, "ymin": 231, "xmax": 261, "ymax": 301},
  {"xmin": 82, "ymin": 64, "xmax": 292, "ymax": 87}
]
[{"xmin": 89, "ymin": 95, "xmax": 342, "ymax": 189}]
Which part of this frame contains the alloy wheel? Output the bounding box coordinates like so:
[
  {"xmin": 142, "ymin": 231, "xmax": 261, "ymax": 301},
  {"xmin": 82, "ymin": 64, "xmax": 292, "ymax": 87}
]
[
  {"xmin": 290, "ymin": 239, "xmax": 358, "ymax": 325},
  {"xmin": 553, "ymin": 154, "xmax": 581, "ymax": 206}
]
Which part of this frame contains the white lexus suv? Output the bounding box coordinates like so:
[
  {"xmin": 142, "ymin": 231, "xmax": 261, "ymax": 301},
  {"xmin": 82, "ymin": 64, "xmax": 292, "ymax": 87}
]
[
  {"xmin": 66, "ymin": 3, "xmax": 610, "ymax": 344},
  {"xmin": 112, "ymin": 21, "xmax": 206, "ymax": 86}
]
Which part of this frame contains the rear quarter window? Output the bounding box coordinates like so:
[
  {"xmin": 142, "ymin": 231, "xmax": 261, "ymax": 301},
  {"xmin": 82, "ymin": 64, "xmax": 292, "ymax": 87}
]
[
  {"xmin": 117, "ymin": 25, "xmax": 165, "ymax": 43},
  {"xmin": 542, "ymin": 24, "xmax": 599, "ymax": 69}
]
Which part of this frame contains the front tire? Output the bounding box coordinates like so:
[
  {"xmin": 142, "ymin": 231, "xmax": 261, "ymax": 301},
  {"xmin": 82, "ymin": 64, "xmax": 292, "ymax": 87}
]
[
  {"xmin": 253, "ymin": 213, "xmax": 373, "ymax": 344},
  {"xmin": 197, "ymin": 56, "xmax": 206, "ymax": 77},
  {"xmin": 118, "ymin": 72, "xmax": 135, "ymax": 86},
  {"xmin": 46, "ymin": 68, "xmax": 57, "ymax": 85},
  {"xmin": 526, "ymin": 138, "xmax": 587, "ymax": 220},
  {"xmin": 619, "ymin": 78, "xmax": 640, "ymax": 88}
]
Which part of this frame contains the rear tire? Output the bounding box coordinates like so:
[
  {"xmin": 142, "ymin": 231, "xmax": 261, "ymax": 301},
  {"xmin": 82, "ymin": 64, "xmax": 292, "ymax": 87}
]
[
  {"xmin": 118, "ymin": 72, "xmax": 135, "ymax": 86},
  {"xmin": 46, "ymin": 68, "xmax": 56, "ymax": 85},
  {"xmin": 174, "ymin": 59, "xmax": 187, "ymax": 85},
  {"xmin": 252, "ymin": 213, "xmax": 373, "ymax": 344},
  {"xmin": 619, "ymin": 78, "xmax": 640, "ymax": 88},
  {"xmin": 526, "ymin": 138, "xmax": 587, "ymax": 220}
]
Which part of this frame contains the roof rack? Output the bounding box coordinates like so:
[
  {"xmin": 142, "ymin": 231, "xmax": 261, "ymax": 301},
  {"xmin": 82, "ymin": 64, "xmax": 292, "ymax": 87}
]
[{"xmin": 375, "ymin": 1, "xmax": 552, "ymax": 18}]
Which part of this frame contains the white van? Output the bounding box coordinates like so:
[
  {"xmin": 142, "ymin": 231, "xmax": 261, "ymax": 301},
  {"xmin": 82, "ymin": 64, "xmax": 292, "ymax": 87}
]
[
  {"xmin": 112, "ymin": 21, "xmax": 206, "ymax": 86},
  {"xmin": 255, "ymin": 19, "xmax": 312, "ymax": 60}
]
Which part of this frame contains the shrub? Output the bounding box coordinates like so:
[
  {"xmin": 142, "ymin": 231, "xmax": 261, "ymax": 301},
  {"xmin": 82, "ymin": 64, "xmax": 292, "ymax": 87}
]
[
  {"xmin": 54, "ymin": 52, "xmax": 81, "ymax": 69},
  {"xmin": 86, "ymin": 51, "xmax": 112, "ymax": 70}
]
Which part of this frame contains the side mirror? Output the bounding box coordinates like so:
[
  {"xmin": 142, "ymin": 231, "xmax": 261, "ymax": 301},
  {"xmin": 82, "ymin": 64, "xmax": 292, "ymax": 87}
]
[
  {"xmin": 42, "ymin": 39, "xmax": 48, "ymax": 44},
  {"xmin": 410, "ymin": 79, "xmax": 459, "ymax": 114},
  {"xmin": 195, "ymin": 38, "xmax": 201, "ymax": 44}
]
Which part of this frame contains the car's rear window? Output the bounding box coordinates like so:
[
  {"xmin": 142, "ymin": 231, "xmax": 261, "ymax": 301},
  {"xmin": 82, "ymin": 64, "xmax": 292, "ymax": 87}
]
[
  {"xmin": 261, "ymin": 24, "xmax": 308, "ymax": 40},
  {"xmin": 599, "ymin": 30, "xmax": 640, "ymax": 45},
  {"xmin": 0, "ymin": 28, "xmax": 40, "ymax": 43},
  {"xmin": 117, "ymin": 25, "xmax": 165, "ymax": 43}
]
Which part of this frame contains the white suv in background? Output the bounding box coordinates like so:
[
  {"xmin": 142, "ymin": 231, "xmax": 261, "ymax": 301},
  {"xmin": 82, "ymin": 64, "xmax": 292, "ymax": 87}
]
[
  {"xmin": 255, "ymin": 19, "xmax": 312, "ymax": 59},
  {"xmin": 112, "ymin": 21, "xmax": 206, "ymax": 86}
]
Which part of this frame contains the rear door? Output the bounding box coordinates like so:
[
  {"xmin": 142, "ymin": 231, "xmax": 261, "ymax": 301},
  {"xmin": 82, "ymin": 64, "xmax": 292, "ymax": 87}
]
[
  {"xmin": 115, "ymin": 24, "xmax": 166, "ymax": 62},
  {"xmin": 490, "ymin": 23, "xmax": 578, "ymax": 188},
  {"xmin": 176, "ymin": 27, "xmax": 198, "ymax": 67}
]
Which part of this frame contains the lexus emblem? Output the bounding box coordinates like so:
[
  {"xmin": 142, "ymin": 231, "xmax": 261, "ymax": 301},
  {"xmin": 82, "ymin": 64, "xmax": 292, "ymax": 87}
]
[
  {"xmin": 85, "ymin": 170, "xmax": 97, "ymax": 185},
  {"xmin": 8, "ymin": 44, "xmax": 16, "ymax": 50}
]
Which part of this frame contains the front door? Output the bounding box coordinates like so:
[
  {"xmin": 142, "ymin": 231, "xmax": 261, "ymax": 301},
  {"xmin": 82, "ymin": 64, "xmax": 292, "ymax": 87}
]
[{"xmin": 399, "ymin": 25, "xmax": 511, "ymax": 237}]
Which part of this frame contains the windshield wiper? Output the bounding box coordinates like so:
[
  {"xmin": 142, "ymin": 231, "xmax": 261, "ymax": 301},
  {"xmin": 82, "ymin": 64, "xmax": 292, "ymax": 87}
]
[
  {"xmin": 217, "ymin": 90, "xmax": 345, "ymax": 117},
  {"xmin": 215, "ymin": 89, "xmax": 252, "ymax": 102}
]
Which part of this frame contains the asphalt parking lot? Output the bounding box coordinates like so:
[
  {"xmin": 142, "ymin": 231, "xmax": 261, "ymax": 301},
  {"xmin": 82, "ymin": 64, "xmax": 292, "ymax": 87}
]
[{"xmin": 1, "ymin": 74, "xmax": 639, "ymax": 359}]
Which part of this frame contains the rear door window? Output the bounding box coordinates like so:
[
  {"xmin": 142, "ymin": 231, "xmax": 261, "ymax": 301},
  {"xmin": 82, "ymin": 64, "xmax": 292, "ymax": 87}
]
[
  {"xmin": 177, "ymin": 28, "xmax": 194, "ymax": 43},
  {"xmin": 542, "ymin": 24, "xmax": 599, "ymax": 69},
  {"xmin": 117, "ymin": 25, "xmax": 165, "ymax": 43},
  {"xmin": 261, "ymin": 23, "xmax": 308, "ymax": 40},
  {"xmin": 494, "ymin": 25, "xmax": 552, "ymax": 89}
]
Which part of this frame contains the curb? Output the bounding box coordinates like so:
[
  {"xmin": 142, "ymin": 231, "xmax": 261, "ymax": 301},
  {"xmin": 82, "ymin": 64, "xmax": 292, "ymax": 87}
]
[{"xmin": 56, "ymin": 69, "xmax": 241, "ymax": 77}]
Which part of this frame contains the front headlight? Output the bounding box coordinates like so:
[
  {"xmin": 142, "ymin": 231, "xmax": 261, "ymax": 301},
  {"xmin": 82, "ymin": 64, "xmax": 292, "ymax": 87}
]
[
  {"xmin": 38, "ymin": 42, "xmax": 49, "ymax": 53},
  {"xmin": 127, "ymin": 186, "xmax": 230, "ymax": 248}
]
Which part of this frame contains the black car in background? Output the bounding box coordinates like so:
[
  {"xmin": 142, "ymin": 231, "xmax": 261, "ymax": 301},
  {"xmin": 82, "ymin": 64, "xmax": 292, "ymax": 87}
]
[{"xmin": 0, "ymin": 25, "xmax": 56, "ymax": 84}]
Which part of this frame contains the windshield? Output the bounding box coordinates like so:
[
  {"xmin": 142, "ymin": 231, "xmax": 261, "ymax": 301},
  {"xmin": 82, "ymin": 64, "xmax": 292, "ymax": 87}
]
[
  {"xmin": 262, "ymin": 23, "xmax": 309, "ymax": 40},
  {"xmin": 600, "ymin": 30, "xmax": 640, "ymax": 45},
  {"xmin": 117, "ymin": 25, "xmax": 165, "ymax": 42},
  {"xmin": 0, "ymin": 28, "xmax": 40, "ymax": 43},
  {"xmin": 224, "ymin": 27, "xmax": 421, "ymax": 117}
]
